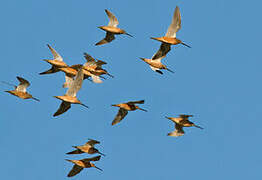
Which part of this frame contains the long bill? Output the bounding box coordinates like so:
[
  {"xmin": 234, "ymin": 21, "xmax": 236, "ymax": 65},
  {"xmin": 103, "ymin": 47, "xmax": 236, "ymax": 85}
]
[
  {"xmin": 98, "ymin": 151, "xmax": 106, "ymax": 156},
  {"xmin": 125, "ymin": 32, "xmax": 134, "ymax": 37},
  {"xmin": 106, "ymin": 73, "xmax": 114, "ymax": 78},
  {"xmin": 165, "ymin": 67, "xmax": 175, "ymax": 73},
  {"xmin": 138, "ymin": 107, "xmax": 147, "ymax": 112},
  {"xmin": 181, "ymin": 42, "xmax": 191, "ymax": 48},
  {"xmin": 80, "ymin": 103, "xmax": 89, "ymax": 109},
  {"xmin": 32, "ymin": 97, "xmax": 40, "ymax": 102},
  {"xmin": 94, "ymin": 166, "xmax": 103, "ymax": 171},
  {"xmin": 194, "ymin": 124, "xmax": 203, "ymax": 129}
]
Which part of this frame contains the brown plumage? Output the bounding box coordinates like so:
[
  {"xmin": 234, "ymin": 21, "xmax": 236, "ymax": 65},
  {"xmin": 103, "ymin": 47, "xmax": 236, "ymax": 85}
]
[
  {"xmin": 67, "ymin": 139, "xmax": 105, "ymax": 156},
  {"xmin": 66, "ymin": 155, "xmax": 102, "ymax": 177},
  {"xmin": 83, "ymin": 53, "xmax": 114, "ymax": 79},
  {"xmin": 166, "ymin": 114, "xmax": 203, "ymax": 137},
  {"xmin": 4, "ymin": 76, "xmax": 39, "ymax": 102},
  {"xmin": 53, "ymin": 67, "xmax": 88, "ymax": 117},
  {"xmin": 111, "ymin": 100, "xmax": 147, "ymax": 125},
  {"xmin": 139, "ymin": 55, "xmax": 174, "ymax": 74},
  {"xmin": 39, "ymin": 44, "xmax": 68, "ymax": 75},
  {"xmin": 95, "ymin": 9, "xmax": 133, "ymax": 46},
  {"xmin": 151, "ymin": 6, "xmax": 191, "ymax": 60}
]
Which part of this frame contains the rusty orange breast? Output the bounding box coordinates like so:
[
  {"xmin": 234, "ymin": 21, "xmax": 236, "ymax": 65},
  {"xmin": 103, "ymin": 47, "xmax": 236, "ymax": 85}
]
[
  {"xmin": 46, "ymin": 60, "xmax": 68, "ymax": 67},
  {"xmin": 55, "ymin": 95, "xmax": 81, "ymax": 104},
  {"xmin": 99, "ymin": 26, "xmax": 124, "ymax": 34},
  {"xmin": 152, "ymin": 36, "xmax": 180, "ymax": 45}
]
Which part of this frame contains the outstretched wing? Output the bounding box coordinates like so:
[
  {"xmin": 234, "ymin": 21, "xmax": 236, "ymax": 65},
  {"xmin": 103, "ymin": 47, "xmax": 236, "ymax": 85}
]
[
  {"xmin": 174, "ymin": 123, "xmax": 185, "ymax": 135},
  {"xmin": 47, "ymin": 44, "xmax": 63, "ymax": 61},
  {"xmin": 168, "ymin": 123, "xmax": 184, "ymax": 137},
  {"xmin": 105, "ymin": 9, "xmax": 119, "ymax": 27},
  {"xmin": 83, "ymin": 155, "xmax": 101, "ymax": 162},
  {"xmin": 165, "ymin": 6, "xmax": 181, "ymax": 38},
  {"xmin": 86, "ymin": 139, "xmax": 100, "ymax": 146},
  {"xmin": 53, "ymin": 101, "xmax": 71, "ymax": 117},
  {"xmin": 180, "ymin": 114, "xmax": 193, "ymax": 120},
  {"xmin": 95, "ymin": 32, "xmax": 115, "ymax": 46},
  {"xmin": 152, "ymin": 43, "xmax": 170, "ymax": 60},
  {"xmin": 66, "ymin": 67, "xmax": 84, "ymax": 97},
  {"xmin": 83, "ymin": 53, "xmax": 96, "ymax": 67},
  {"xmin": 66, "ymin": 148, "xmax": 84, "ymax": 155},
  {"xmin": 112, "ymin": 108, "xmax": 128, "ymax": 125},
  {"xmin": 127, "ymin": 100, "xmax": 145, "ymax": 104},
  {"xmin": 16, "ymin": 76, "xmax": 30, "ymax": 92},
  {"xmin": 67, "ymin": 165, "xmax": 83, "ymax": 177}
]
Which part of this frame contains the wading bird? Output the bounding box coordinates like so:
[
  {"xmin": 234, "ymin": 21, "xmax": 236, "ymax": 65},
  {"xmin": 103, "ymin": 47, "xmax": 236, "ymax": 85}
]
[
  {"xmin": 39, "ymin": 44, "xmax": 68, "ymax": 75},
  {"xmin": 151, "ymin": 6, "xmax": 191, "ymax": 60},
  {"xmin": 66, "ymin": 155, "xmax": 102, "ymax": 177},
  {"xmin": 95, "ymin": 9, "xmax": 133, "ymax": 46},
  {"xmin": 53, "ymin": 67, "xmax": 88, "ymax": 117},
  {"xmin": 59, "ymin": 64, "xmax": 93, "ymax": 88},
  {"xmin": 166, "ymin": 114, "xmax": 203, "ymax": 137},
  {"xmin": 3, "ymin": 76, "xmax": 39, "ymax": 101},
  {"xmin": 139, "ymin": 55, "xmax": 174, "ymax": 74},
  {"xmin": 111, "ymin": 100, "xmax": 147, "ymax": 125},
  {"xmin": 67, "ymin": 139, "xmax": 105, "ymax": 156},
  {"xmin": 83, "ymin": 53, "xmax": 114, "ymax": 82}
]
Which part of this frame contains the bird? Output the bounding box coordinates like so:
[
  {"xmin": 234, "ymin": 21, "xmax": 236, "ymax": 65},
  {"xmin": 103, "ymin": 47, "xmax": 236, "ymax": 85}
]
[
  {"xmin": 95, "ymin": 9, "xmax": 133, "ymax": 46},
  {"xmin": 53, "ymin": 66, "xmax": 88, "ymax": 117},
  {"xmin": 66, "ymin": 139, "xmax": 105, "ymax": 156},
  {"xmin": 139, "ymin": 55, "xmax": 174, "ymax": 74},
  {"xmin": 3, "ymin": 76, "xmax": 40, "ymax": 101},
  {"xmin": 83, "ymin": 53, "xmax": 114, "ymax": 80},
  {"xmin": 66, "ymin": 155, "xmax": 102, "ymax": 177},
  {"xmin": 39, "ymin": 44, "xmax": 68, "ymax": 75},
  {"xmin": 59, "ymin": 64, "xmax": 93, "ymax": 88},
  {"xmin": 111, "ymin": 100, "xmax": 147, "ymax": 125},
  {"xmin": 151, "ymin": 6, "xmax": 191, "ymax": 60},
  {"xmin": 166, "ymin": 114, "xmax": 203, "ymax": 137}
]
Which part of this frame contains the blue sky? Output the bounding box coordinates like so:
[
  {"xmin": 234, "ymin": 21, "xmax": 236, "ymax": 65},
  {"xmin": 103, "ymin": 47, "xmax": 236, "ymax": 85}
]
[{"xmin": 1, "ymin": 0, "xmax": 262, "ymax": 179}]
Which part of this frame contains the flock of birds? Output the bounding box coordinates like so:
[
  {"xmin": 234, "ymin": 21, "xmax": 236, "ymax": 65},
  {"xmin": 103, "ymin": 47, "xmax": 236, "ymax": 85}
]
[{"xmin": 3, "ymin": 6, "xmax": 203, "ymax": 177}]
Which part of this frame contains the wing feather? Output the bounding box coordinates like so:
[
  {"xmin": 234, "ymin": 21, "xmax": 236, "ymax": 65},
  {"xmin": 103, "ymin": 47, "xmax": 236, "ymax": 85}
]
[
  {"xmin": 165, "ymin": 6, "xmax": 181, "ymax": 38},
  {"xmin": 112, "ymin": 108, "xmax": 128, "ymax": 125},
  {"xmin": 105, "ymin": 9, "xmax": 119, "ymax": 27},
  {"xmin": 47, "ymin": 44, "xmax": 63, "ymax": 61}
]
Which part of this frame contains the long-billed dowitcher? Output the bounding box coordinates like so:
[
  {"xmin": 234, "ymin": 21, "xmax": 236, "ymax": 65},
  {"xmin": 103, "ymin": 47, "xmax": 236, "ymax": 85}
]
[
  {"xmin": 166, "ymin": 114, "xmax": 203, "ymax": 137},
  {"xmin": 4, "ymin": 76, "xmax": 39, "ymax": 101},
  {"xmin": 95, "ymin": 9, "xmax": 133, "ymax": 46},
  {"xmin": 151, "ymin": 6, "xmax": 191, "ymax": 60},
  {"xmin": 83, "ymin": 53, "xmax": 114, "ymax": 79},
  {"xmin": 66, "ymin": 155, "xmax": 102, "ymax": 177},
  {"xmin": 111, "ymin": 100, "xmax": 147, "ymax": 125},
  {"xmin": 59, "ymin": 64, "xmax": 92, "ymax": 88},
  {"xmin": 39, "ymin": 44, "xmax": 68, "ymax": 75},
  {"xmin": 53, "ymin": 67, "xmax": 88, "ymax": 117},
  {"xmin": 139, "ymin": 55, "xmax": 174, "ymax": 74},
  {"xmin": 67, "ymin": 139, "xmax": 105, "ymax": 156}
]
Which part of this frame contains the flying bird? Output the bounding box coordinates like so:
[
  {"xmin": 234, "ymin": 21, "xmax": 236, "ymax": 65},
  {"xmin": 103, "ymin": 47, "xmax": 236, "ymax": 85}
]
[
  {"xmin": 39, "ymin": 44, "xmax": 68, "ymax": 75},
  {"xmin": 83, "ymin": 53, "xmax": 114, "ymax": 81},
  {"xmin": 151, "ymin": 6, "xmax": 191, "ymax": 60},
  {"xmin": 67, "ymin": 139, "xmax": 105, "ymax": 156},
  {"xmin": 95, "ymin": 9, "xmax": 133, "ymax": 46},
  {"xmin": 59, "ymin": 64, "xmax": 92, "ymax": 88},
  {"xmin": 139, "ymin": 55, "xmax": 174, "ymax": 74},
  {"xmin": 66, "ymin": 155, "xmax": 102, "ymax": 177},
  {"xmin": 166, "ymin": 114, "xmax": 203, "ymax": 137},
  {"xmin": 3, "ymin": 76, "xmax": 39, "ymax": 101},
  {"xmin": 53, "ymin": 67, "xmax": 88, "ymax": 117},
  {"xmin": 111, "ymin": 100, "xmax": 147, "ymax": 125}
]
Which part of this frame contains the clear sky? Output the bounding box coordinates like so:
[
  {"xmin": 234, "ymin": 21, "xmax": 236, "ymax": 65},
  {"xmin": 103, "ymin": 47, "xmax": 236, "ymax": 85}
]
[{"xmin": 1, "ymin": 0, "xmax": 261, "ymax": 179}]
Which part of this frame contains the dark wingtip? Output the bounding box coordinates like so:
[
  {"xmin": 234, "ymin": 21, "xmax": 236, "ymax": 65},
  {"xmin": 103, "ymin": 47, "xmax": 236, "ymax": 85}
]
[{"xmin": 156, "ymin": 70, "xmax": 163, "ymax": 74}]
